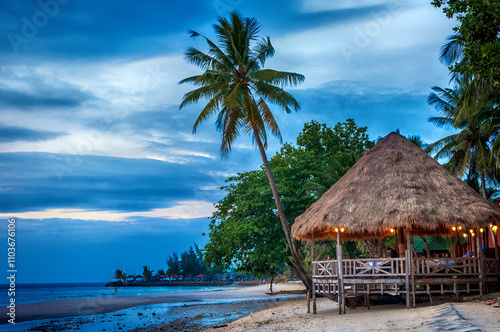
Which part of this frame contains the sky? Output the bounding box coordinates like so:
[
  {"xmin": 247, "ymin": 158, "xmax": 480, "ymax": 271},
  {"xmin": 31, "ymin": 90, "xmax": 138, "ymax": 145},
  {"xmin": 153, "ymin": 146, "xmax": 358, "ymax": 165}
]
[{"xmin": 0, "ymin": 0, "xmax": 458, "ymax": 283}]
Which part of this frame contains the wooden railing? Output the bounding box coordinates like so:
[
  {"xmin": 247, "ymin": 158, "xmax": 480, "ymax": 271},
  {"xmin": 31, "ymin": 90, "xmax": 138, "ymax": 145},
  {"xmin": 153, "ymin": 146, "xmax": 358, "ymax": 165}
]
[
  {"xmin": 313, "ymin": 257, "xmax": 499, "ymax": 279},
  {"xmin": 484, "ymin": 258, "xmax": 500, "ymax": 275},
  {"xmin": 313, "ymin": 258, "xmax": 406, "ymax": 278},
  {"xmin": 313, "ymin": 260, "xmax": 339, "ymax": 278},
  {"xmin": 342, "ymin": 258, "xmax": 406, "ymax": 277}
]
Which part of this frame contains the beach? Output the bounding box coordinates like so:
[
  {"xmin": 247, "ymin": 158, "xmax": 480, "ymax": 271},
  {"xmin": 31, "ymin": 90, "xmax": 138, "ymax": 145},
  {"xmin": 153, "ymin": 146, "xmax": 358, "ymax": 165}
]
[
  {"xmin": 1, "ymin": 283, "xmax": 499, "ymax": 331},
  {"xmin": 208, "ymin": 290, "xmax": 500, "ymax": 332}
]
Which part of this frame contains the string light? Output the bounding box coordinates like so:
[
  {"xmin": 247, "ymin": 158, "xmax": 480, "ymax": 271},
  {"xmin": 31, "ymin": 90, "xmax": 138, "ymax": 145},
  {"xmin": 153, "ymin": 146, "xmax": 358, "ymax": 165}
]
[
  {"xmin": 340, "ymin": 228, "xmax": 345, "ymax": 233},
  {"xmin": 390, "ymin": 228, "xmax": 394, "ymax": 233},
  {"xmin": 463, "ymin": 233, "xmax": 467, "ymax": 238},
  {"xmin": 469, "ymin": 229, "xmax": 474, "ymax": 234},
  {"xmin": 452, "ymin": 226, "xmax": 456, "ymax": 231},
  {"xmin": 493, "ymin": 226, "xmax": 498, "ymax": 231},
  {"xmin": 480, "ymin": 228, "xmax": 484, "ymax": 233},
  {"xmin": 458, "ymin": 226, "xmax": 462, "ymax": 231},
  {"xmin": 335, "ymin": 228, "xmax": 338, "ymax": 232}
]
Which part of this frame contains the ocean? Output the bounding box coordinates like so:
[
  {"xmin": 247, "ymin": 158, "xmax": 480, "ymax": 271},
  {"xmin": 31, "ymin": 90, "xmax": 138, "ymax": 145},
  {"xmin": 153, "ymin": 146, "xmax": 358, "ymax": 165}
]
[{"xmin": 0, "ymin": 282, "xmax": 238, "ymax": 306}]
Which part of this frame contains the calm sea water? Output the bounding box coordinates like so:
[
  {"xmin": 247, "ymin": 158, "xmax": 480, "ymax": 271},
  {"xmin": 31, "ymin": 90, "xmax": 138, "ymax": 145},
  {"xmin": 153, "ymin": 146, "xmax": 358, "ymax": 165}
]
[{"xmin": 0, "ymin": 282, "xmax": 238, "ymax": 306}]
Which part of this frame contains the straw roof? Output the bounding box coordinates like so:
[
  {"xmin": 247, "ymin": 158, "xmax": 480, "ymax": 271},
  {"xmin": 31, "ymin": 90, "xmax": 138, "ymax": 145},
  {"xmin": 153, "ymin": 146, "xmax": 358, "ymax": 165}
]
[{"xmin": 292, "ymin": 133, "xmax": 500, "ymax": 241}]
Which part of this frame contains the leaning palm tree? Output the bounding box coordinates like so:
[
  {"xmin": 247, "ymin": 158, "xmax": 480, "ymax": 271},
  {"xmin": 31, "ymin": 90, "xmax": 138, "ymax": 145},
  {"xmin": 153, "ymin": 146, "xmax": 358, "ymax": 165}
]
[{"xmin": 179, "ymin": 12, "xmax": 310, "ymax": 288}]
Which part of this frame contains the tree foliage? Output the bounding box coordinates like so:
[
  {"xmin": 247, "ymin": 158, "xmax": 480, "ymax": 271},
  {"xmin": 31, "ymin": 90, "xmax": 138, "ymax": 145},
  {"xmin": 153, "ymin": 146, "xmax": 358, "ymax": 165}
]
[
  {"xmin": 204, "ymin": 119, "xmax": 374, "ymax": 279},
  {"xmin": 432, "ymin": 0, "xmax": 500, "ymax": 83},
  {"xmin": 142, "ymin": 265, "xmax": 154, "ymax": 281},
  {"xmin": 113, "ymin": 269, "xmax": 126, "ymax": 282},
  {"xmin": 166, "ymin": 243, "xmax": 207, "ymax": 276},
  {"xmin": 166, "ymin": 251, "xmax": 181, "ymax": 275}
]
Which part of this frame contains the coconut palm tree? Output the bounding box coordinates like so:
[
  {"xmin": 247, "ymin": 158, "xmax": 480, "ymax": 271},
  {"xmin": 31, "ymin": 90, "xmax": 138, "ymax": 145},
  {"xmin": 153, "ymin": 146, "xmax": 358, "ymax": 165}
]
[
  {"xmin": 179, "ymin": 12, "xmax": 310, "ymax": 288},
  {"xmin": 427, "ymin": 80, "xmax": 499, "ymax": 198},
  {"xmin": 113, "ymin": 269, "xmax": 126, "ymax": 282}
]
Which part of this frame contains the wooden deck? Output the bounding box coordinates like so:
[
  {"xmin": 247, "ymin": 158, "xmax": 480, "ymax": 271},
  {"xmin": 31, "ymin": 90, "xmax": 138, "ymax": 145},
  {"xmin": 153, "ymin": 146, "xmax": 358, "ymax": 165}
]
[{"xmin": 311, "ymin": 256, "xmax": 499, "ymax": 314}]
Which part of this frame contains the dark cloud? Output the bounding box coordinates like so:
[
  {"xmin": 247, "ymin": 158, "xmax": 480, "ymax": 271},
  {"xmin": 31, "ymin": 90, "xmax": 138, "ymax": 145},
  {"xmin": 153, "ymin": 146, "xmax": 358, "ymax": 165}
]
[
  {"xmin": 0, "ymin": 88, "xmax": 87, "ymax": 109},
  {"xmin": 0, "ymin": 0, "xmax": 215, "ymax": 59},
  {"xmin": 0, "ymin": 152, "xmax": 227, "ymax": 213},
  {"xmin": 246, "ymin": 3, "xmax": 391, "ymax": 35},
  {"xmin": 0, "ymin": 125, "xmax": 65, "ymax": 142}
]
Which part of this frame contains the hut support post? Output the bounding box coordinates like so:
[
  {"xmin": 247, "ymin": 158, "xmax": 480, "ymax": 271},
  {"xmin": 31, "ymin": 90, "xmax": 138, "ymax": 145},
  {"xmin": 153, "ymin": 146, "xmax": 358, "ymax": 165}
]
[
  {"xmin": 337, "ymin": 231, "xmax": 344, "ymax": 315},
  {"xmin": 476, "ymin": 229, "xmax": 484, "ymax": 297},
  {"xmin": 311, "ymin": 229, "xmax": 316, "ymax": 314},
  {"xmin": 489, "ymin": 227, "xmax": 499, "ymax": 264},
  {"xmin": 306, "ymin": 291, "xmax": 310, "ymax": 314},
  {"xmin": 405, "ymin": 225, "xmax": 412, "ymax": 309}
]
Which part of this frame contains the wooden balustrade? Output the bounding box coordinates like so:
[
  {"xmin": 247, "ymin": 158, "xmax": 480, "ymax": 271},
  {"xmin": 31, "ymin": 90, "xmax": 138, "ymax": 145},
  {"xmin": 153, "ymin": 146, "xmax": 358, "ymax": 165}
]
[{"xmin": 313, "ymin": 257, "xmax": 499, "ymax": 279}]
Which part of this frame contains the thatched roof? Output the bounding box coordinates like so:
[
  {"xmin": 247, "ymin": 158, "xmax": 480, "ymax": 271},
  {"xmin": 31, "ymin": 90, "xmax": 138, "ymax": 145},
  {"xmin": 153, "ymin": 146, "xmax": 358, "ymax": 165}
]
[{"xmin": 292, "ymin": 133, "xmax": 500, "ymax": 241}]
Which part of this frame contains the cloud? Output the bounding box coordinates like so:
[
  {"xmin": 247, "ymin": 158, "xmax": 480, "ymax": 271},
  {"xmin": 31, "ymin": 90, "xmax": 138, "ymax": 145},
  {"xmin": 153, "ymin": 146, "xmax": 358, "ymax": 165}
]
[
  {"xmin": 0, "ymin": 125, "xmax": 65, "ymax": 142},
  {"xmin": 0, "ymin": 152, "xmax": 229, "ymax": 213},
  {"xmin": 0, "ymin": 200, "xmax": 215, "ymax": 221},
  {"xmin": 299, "ymin": 0, "xmax": 388, "ymax": 12}
]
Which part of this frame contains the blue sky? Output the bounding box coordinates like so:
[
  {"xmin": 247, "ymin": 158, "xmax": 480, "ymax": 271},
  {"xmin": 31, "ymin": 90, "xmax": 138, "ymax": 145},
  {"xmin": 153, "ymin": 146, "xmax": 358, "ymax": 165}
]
[{"xmin": 0, "ymin": 0, "xmax": 457, "ymax": 283}]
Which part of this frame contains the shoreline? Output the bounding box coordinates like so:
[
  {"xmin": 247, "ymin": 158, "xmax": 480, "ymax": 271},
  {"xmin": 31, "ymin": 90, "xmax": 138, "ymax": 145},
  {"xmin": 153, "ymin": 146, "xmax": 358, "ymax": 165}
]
[{"xmin": 105, "ymin": 280, "xmax": 237, "ymax": 287}]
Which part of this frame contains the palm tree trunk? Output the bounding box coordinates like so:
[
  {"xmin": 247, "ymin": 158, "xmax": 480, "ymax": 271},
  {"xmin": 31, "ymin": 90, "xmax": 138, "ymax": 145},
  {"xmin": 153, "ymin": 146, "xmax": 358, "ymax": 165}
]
[
  {"xmin": 364, "ymin": 239, "xmax": 378, "ymax": 257},
  {"xmin": 253, "ymin": 129, "xmax": 312, "ymax": 290},
  {"xmin": 480, "ymin": 172, "xmax": 488, "ymax": 199},
  {"xmin": 421, "ymin": 236, "xmax": 431, "ymax": 258},
  {"xmin": 481, "ymin": 172, "xmax": 499, "ymax": 262}
]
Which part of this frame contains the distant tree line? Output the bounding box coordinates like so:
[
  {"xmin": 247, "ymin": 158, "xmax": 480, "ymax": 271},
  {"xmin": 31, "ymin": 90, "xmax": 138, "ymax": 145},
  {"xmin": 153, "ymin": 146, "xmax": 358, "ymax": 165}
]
[{"xmin": 114, "ymin": 242, "xmax": 227, "ymax": 282}]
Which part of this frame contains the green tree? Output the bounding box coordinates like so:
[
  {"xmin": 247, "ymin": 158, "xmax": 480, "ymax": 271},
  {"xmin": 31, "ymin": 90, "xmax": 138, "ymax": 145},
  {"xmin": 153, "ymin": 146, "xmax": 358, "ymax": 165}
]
[
  {"xmin": 432, "ymin": 0, "xmax": 500, "ymax": 84},
  {"xmin": 204, "ymin": 120, "xmax": 374, "ymax": 282},
  {"xmin": 179, "ymin": 12, "xmax": 309, "ymax": 287},
  {"xmin": 204, "ymin": 170, "xmax": 288, "ymax": 279},
  {"xmin": 142, "ymin": 265, "xmax": 154, "ymax": 281},
  {"xmin": 113, "ymin": 269, "xmax": 126, "ymax": 282},
  {"xmin": 166, "ymin": 251, "xmax": 181, "ymax": 275},
  {"xmin": 157, "ymin": 269, "xmax": 166, "ymax": 276},
  {"xmin": 180, "ymin": 244, "xmax": 207, "ymax": 276}
]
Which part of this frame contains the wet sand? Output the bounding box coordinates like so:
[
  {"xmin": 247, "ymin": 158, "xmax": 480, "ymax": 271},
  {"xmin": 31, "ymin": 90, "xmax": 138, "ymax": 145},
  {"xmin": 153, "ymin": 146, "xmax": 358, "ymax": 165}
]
[{"xmin": 0, "ymin": 293, "xmax": 197, "ymax": 323}]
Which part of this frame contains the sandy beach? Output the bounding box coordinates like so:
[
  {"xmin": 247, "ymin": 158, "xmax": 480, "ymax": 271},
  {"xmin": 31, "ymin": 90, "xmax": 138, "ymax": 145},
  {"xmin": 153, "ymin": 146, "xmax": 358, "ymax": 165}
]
[{"xmin": 208, "ymin": 289, "xmax": 500, "ymax": 332}]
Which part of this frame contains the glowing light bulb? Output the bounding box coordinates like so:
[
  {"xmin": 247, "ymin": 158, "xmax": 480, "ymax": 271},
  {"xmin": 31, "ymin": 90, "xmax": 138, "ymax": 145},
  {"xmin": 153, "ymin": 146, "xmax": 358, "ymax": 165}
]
[
  {"xmin": 469, "ymin": 229, "xmax": 473, "ymax": 233},
  {"xmin": 340, "ymin": 228, "xmax": 345, "ymax": 233},
  {"xmin": 335, "ymin": 228, "xmax": 338, "ymax": 232},
  {"xmin": 480, "ymin": 228, "xmax": 484, "ymax": 233},
  {"xmin": 390, "ymin": 229, "xmax": 394, "ymax": 233},
  {"xmin": 458, "ymin": 226, "xmax": 462, "ymax": 231},
  {"xmin": 463, "ymin": 233, "xmax": 467, "ymax": 238},
  {"xmin": 452, "ymin": 226, "xmax": 456, "ymax": 231}
]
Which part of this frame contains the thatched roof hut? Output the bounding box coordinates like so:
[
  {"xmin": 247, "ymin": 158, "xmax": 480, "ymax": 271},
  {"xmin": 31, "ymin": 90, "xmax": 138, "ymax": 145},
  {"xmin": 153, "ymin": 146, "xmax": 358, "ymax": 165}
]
[{"xmin": 292, "ymin": 133, "xmax": 500, "ymax": 241}]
